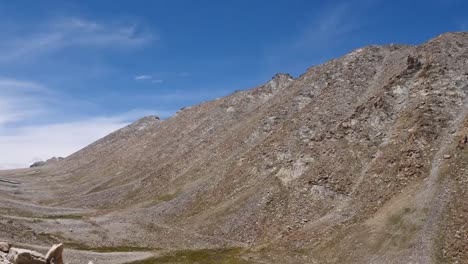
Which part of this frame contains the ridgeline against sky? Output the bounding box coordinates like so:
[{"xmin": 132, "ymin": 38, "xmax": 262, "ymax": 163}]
[{"xmin": 0, "ymin": 0, "xmax": 467, "ymax": 168}]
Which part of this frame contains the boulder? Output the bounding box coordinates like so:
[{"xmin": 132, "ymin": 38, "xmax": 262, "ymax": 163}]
[
  {"xmin": 7, "ymin": 248, "xmax": 46, "ymax": 264},
  {"xmin": 29, "ymin": 161, "xmax": 46, "ymax": 168},
  {"xmin": 0, "ymin": 243, "xmax": 10, "ymax": 253},
  {"xmin": 45, "ymin": 244, "xmax": 63, "ymax": 264}
]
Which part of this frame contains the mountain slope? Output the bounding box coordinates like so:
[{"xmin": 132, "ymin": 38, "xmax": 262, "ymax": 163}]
[{"xmin": 1, "ymin": 32, "xmax": 467, "ymax": 264}]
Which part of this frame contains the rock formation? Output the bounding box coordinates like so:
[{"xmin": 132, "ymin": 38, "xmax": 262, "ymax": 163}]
[
  {"xmin": 0, "ymin": 243, "xmax": 64, "ymax": 264},
  {"xmin": 29, "ymin": 158, "xmax": 64, "ymax": 168}
]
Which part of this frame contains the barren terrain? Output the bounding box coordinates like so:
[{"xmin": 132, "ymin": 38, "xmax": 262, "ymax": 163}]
[{"xmin": 1, "ymin": 32, "xmax": 467, "ymax": 263}]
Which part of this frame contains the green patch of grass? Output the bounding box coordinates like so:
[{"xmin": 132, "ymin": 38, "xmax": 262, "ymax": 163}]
[
  {"xmin": 155, "ymin": 193, "xmax": 178, "ymax": 202},
  {"xmin": 382, "ymin": 207, "xmax": 421, "ymax": 248},
  {"xmin": 126, "ymin": 248, "xmax": 253, "ymax": 264},
  {"xmin": 37, "ymin": 232, "xmax": 65, "ymax": 243},
  {"xmin": 1, "ymin": 208, "xmax": 36, "ymax": 218},
  {"xmin": 388, "ymin": 207, "xmax": 416, "ymax": 226},
  {"xmin": 38, "ymin": 233, "xmax": 156, "ymax": 254},
  {"xmin": 1, "ymin": 209, "xmax": 84, "ymax": 220},
  {"xmin": 388, "ymin": 213, "xmax": 403, "ymax": 226},
  {"xmin": 65, "ymin": 243, "xmax": 157, "ymax": 253},
  {"xmin": 37, "ymin": 214, "xmax": 84, "ymax": 220},
  {"xmin": 143, "ymin": 192, "xmax": 179, "ymax": 207},
  {"xmin": 289, "ymin": 247, "xmax": 312, "ymax": 258}
]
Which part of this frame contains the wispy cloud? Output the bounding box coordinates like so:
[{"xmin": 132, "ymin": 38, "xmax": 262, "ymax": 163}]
[
  {"xmin": 0, "ymin": 78, "xmax": 50, "ymax": 125},
  {"xmin": 264, "ymin": 2, "xmax": 361, "ymax": 71},
  {"xmin": 0, "ymin": 108, "xmax": 178, "ymax": 169},
  {"xmin": 135, "ymin": 74, "xmax": 163, "ymax": 84},
  {"xmin": 177, "ymin": 72, "xmax": 191, "ymax": 77},
  {"xmin": 0, "ymin": 77, "xmax": 170, "ymax": 169},
  {"xmin": 0, "ymin": 17, "xmax": 156, "ymax": 62},
  {"xmin": 0, "ymin": 117, "xmax": 129, "ymax": 169},
  {"xmin": 135, "ymin": 75, "xmax": 153, "ymax": 80},
  {"xmin": 53, "ymin": 17, "xmax": 156, "ymax": 46},
  {"xmin": 293, "ymin": 3, "xmax": 358, "ymax": 50},
  {"xmin": 0, "ymin": 78, "xmax": 49, "ymax": 93}
]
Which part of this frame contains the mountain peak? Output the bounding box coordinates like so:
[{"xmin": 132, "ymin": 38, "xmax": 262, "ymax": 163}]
[{"xmin": 266, "ymin": 73, "xmax": 294, "ymax": 90}]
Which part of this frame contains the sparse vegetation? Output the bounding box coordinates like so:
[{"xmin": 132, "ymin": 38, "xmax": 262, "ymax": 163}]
[
  {"xmin": 65, "ymin": 243, "xmax": 158, "ymax": 253},
  {"xmin": 382, "ymin": 207, "xmax": 421, "ymax": 248},
  {"xmin": 37, "ymin": 214, "xmax": 84, "ymax": 220},
  {"xmin": 125, "ymin": 248, "xmax": 252, "ymax": 264},
  {"xmin": 153, "ymin": 192, "xmax": 179, "ymax": 203}
]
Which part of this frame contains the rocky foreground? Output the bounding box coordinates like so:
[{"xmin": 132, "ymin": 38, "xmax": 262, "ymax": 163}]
[
  {"xmin": 0, "ymin": 242, "xmax": 150, "ymax": 264},
  {"xmin": 0, "ymin": 242, "xmax": 73, "ymax": 264}
]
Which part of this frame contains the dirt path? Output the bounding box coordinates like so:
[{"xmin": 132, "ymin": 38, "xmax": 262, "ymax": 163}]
[
  {"xmin": 0, "ymin": 177, "xmax": 20, "ymax": 184},
  {"xmin": 0, "ymin": 197, "xmax": 93, "ymax": 216},
  {"xmin": 407, "ymin": 104, "xmax": 468, "ymax": 263}
]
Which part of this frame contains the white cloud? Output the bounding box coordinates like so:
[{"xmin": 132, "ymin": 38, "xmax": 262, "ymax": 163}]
[
  {"xmin": 0, "ymin": 96, "xmax": 45, "ymax": 126},
  {"xmin": 0, "ymin": 107, "xmax": 175, "ymax": 169},
  {"xmin": 0, "ymin": 78, "xmax": 48, "ymax": 92},
  {"xmin": 264, "ymin": 2, "xmax": 360, "ymax": 68},
  {"xmin": 0, "ymin": 117, "xmax": 129, "ymax": 169},
  {"xmin": 53, "ymin": 17, "xmax": 156, "ymax": 46},
  {"xmin": 0, "ymin": 78, "xmax": 49, "ymax": 125},
  {"xmin": 0, "ymin": 77, "xmax": 170, "ymax": 169},
  {"xmin": 135, "ymin": 74, "xmax": 164, "ymax": 84},
  {"xmin": 135, "ymin": 75, "xmax": 152, "ymax": 80},
  {"xmin": 0, "ymin": 17, "xmax": 156, "ymax": 62},
  {"xmin": 292, "ymin": 3, "xmax": 358, "ymax": 50}
]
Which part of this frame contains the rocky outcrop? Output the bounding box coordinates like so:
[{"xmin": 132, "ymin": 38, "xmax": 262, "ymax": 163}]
[
  {"xmin": 29, "ymin": 162, "xmax": 46, "ymax": 168},
  {"xmin": 266, "ymin": 73, "xmax": 294, "ymax": 91},
  {"xmin": 29, "ymin": 157, "xmax": 64, "ymax": 168},
  {"xmin": 0, "ymin": 243, "xmax": 64, "ymax": 264}
]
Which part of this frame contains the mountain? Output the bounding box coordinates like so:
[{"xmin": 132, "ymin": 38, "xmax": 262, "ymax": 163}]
[{"xmin": 1, "ymin": 32, "xmax": 467, "ymax": 264}]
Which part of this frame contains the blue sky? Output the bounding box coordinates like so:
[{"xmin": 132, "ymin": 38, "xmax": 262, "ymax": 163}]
[{"xmin": 0, "ymin": 0, "xmax": 467, "ymax": 168}]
